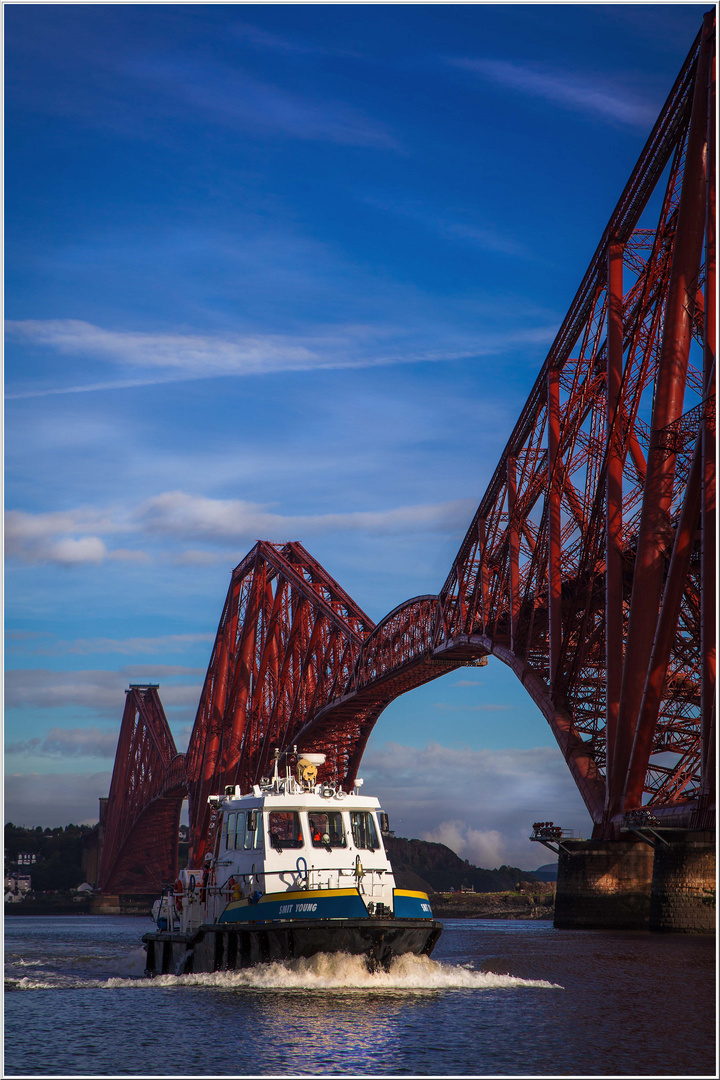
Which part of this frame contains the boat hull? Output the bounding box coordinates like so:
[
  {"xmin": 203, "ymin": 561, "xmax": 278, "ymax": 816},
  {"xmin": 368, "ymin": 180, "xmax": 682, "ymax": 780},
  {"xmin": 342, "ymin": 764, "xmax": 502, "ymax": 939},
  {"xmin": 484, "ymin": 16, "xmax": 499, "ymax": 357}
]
[{"xmin": 142, "ymin": 917, "xmax": 442, "ymax": 976}]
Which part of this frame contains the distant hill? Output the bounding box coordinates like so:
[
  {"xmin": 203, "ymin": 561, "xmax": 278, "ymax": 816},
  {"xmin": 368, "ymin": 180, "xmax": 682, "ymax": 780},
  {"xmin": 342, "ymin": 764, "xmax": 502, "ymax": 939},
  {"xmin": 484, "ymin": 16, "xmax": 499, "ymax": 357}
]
[
  {"xmin": 384, "ymin": 835, "xmax": 540, "ymax": 894},
  {"xmin": 531, "ymin": 863, "xmax": 558, "ymax": 882}
]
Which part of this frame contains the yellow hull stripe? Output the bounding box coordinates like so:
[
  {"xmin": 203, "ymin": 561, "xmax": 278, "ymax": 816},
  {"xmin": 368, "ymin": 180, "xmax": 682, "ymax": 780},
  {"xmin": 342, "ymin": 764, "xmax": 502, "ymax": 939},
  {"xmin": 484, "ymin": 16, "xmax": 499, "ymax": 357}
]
[
  {"xmin": 226, "ymin": 887, "xmax": 359, "ymax": 913},
  {"xmin": 394, "ymin": 890, "xmax": 430, "ymax": 900}
]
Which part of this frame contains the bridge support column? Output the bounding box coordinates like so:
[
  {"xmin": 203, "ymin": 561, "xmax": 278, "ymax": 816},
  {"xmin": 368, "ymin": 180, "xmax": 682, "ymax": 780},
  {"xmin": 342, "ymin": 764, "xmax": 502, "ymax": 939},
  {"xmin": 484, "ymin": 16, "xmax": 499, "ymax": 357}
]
[
  {"xmin": 554, "ymin": 839, "xmax": 654, "ymax": 929},
  {"xmin": 554, "ymin": 835, "xmax": 716, "ymax": 932},
  {"xmin": 649, "ymin": 831, "xmax": 716, "ymax": 934}
]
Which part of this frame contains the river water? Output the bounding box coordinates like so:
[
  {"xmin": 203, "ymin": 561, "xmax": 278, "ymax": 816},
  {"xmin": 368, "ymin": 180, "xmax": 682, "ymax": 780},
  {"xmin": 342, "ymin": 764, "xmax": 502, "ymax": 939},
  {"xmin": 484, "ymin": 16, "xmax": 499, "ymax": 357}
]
[{"xmin": 4, "ymin": 915, "xmax": 716, "ymax": 1076}]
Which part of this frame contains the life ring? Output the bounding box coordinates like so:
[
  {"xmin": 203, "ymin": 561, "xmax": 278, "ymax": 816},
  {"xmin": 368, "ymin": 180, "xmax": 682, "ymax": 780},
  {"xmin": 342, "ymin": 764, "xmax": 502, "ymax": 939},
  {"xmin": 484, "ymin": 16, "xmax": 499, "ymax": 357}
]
[
  {"xmin": 226, "ymin": 875, "xmax": 236, "ymax": 900},
  {"xmin": 174, "ymin": 877, "xmax": 183, "ymax": 910}
]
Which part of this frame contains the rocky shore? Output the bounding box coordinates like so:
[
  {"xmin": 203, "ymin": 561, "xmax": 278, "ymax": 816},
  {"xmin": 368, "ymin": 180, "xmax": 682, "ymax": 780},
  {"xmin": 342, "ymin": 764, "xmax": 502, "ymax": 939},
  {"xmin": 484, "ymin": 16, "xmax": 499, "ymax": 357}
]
[{"xmin": 430, "ymin": 886, "xmax": 555, "ymax": 920}]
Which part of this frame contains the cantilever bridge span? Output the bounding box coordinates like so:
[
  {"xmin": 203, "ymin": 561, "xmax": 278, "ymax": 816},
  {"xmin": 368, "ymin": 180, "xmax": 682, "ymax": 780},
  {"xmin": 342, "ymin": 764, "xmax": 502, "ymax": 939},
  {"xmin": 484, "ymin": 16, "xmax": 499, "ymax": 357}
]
[{"xmin": 98, "ymin": 15, "xmax": 715, "ymax": 895}]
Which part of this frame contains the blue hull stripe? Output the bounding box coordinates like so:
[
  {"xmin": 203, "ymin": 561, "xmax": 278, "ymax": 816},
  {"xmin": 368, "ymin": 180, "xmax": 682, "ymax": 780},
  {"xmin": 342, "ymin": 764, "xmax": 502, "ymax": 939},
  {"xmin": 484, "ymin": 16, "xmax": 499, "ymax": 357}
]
[
  {"xmin": 393, "ymin": 890, "xmax": 434, "ymax": 919},
  {"xmin": 219, "ymin": 887, "xmax": 367, "ymax": 923}
]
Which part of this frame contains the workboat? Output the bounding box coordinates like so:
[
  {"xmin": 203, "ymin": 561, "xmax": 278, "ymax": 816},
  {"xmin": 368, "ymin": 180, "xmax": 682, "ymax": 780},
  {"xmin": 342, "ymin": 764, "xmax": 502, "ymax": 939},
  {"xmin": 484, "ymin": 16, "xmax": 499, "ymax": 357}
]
[{"xmin": 143, "ymin": 751, "xmax": 442, "ymax": 975}]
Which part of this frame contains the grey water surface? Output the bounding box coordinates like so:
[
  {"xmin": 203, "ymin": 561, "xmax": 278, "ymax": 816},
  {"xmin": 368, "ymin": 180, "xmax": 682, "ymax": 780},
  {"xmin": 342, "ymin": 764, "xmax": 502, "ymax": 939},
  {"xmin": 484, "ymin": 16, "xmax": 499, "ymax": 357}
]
[{"xmin": 4, "ymin": 915, "xmax": 716, "ymax": 1076}]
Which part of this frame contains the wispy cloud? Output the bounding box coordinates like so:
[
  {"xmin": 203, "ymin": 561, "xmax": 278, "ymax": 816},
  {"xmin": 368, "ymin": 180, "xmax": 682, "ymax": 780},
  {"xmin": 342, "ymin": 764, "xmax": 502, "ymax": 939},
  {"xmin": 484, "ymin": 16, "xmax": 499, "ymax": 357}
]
[
  {"xmin": 124, "ymin": 53, "xmax": 395, "ymax": 147},
  {"xmin": 172, "ymin": 549, "xmax": 233, "ymax": 566},
  {"xmin": 6, "ymin": 491, "xmax": 477, "ymax": 565},
  {"xmin": 5, "ymin": 506, "xmax": 120, "ymax": 540},
  {"xmin": 365, "ymin": 196, "xmax": 536, "ymax": 259},
  {"xmin": 6, "ymin": 633, "xmax": 216, "ymax": 657},
  {"xmin": 6, "ymin": 726, "xmax": 120, "ymax": 759},
  {"xmin": 5, "ymin": 318, "xmax": 558, "ymax": 399},
  {"xmin": 4, "ymin": 668, "xmax": 201, "ymax": 713},
  {"xmin": 230, "ymin": 20, "xmax": 364, "ymax": 61},
  {"xmin": 233, "ymin": 22, "xmax": 316, "ymax": 55},
  {"xmin": 451, "ymin": 58, "xmax": 656, "ymax": 129},
  {"xmin": 119, "ymin": 665, "xmax": 205, "ymax": 678},
  {"xmin": 6, "ymin": 319, "xmax": 321, "ymax": 382},
  {"xmin": 8, "ymin": 17, "xmax": 390, "ymax": 149},
  {"xmin": 135, "ymin": 490, "xmax": 476, "ymax": 542}
]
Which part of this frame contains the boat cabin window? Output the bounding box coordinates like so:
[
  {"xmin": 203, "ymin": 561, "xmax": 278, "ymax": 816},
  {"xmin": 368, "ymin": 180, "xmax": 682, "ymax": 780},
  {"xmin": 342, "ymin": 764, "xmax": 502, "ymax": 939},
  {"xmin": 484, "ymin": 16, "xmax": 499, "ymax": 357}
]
[
  {"xmin": 224, "ymin": 813, "xmax": 237, "ymax": 850},
  {"xmin": 308, "ymin": 812, "xmax": 346, "ymax": 848},
  {"xmin": 243, "ymin": 810, "xmax": 262, "ymax": 850},
  {"xmin": 224, "ymin": 810, "xmax": 262, "ymax": 850},
  {"xmin": 350, "ymin": 811, "xmax": 380, "ymax": 851},
  {"xmin": 268, "ymin": 810, "xmax": 304, "ymax": 851},
  {"xmin": 234, "ymin": 812, "xmax": 246, "ymax": 849}
]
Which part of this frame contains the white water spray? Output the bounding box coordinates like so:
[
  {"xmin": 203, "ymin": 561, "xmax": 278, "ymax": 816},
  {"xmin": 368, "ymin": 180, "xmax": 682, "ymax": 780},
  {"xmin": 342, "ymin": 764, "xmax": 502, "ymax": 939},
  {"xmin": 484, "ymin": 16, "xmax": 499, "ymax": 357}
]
[{"xmin": 6, "ymin": 950, "xmax": 561, "ymax": 992}]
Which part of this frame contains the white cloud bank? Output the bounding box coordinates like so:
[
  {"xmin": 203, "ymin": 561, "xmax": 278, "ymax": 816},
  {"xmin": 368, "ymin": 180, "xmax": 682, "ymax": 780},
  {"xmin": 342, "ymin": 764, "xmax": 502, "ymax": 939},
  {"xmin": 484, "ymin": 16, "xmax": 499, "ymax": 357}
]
[
  {"xmin": 6, "ymin": 491, "xmax": 476, "ymax": 565},
  {"xmin": 422, "ymin": 820, "xmax": 506, "ymax": 869},
  {"xmin": 359, "ymin": 741, "xmax": 590, "ymax": 870}
]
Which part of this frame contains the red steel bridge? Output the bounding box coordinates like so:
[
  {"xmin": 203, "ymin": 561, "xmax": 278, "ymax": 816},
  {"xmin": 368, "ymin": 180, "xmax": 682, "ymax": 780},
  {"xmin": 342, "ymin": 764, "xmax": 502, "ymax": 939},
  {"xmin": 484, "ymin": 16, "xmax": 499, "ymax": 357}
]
[{"xmin": 98, "ymin": 15, "xmax": 716, "ymax": 895}]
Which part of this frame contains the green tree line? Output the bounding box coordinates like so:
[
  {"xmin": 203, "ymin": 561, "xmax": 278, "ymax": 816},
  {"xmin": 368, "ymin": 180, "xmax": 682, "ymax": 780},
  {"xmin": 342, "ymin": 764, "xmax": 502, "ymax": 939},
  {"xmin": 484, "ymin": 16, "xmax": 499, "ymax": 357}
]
[{"xmin": 5, "ymin": 823, "xmax": 91, "ymax": 892}]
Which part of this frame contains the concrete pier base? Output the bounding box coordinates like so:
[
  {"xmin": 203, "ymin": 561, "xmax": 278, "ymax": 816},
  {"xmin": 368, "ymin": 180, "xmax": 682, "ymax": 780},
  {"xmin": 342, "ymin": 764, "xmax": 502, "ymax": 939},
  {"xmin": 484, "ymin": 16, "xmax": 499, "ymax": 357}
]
[
  {"xmin": 554, "ymin": 840, "xmax": 654, "ymax": 929},
  {"xmin": 554, "ymin": 834, "xmax": 716, "ymax": 933},
  {"xmin": 649, "ymin": 831, "xmax": 716, "ymax": 934}
]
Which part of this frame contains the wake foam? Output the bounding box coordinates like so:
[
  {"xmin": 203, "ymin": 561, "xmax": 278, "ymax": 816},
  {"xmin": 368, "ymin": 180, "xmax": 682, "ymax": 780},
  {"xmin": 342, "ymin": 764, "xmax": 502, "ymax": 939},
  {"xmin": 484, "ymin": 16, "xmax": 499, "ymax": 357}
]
[
  {"xmin": 5, "ymin": 975, "xmax": 80, "ymax": 991},
  {"xmin": 6, "ymin": 951, "xmax": 561, "ymax": 992},
  {"xmin": 104, "ymin": 952, "xmax": 561, "ymax": 991}
]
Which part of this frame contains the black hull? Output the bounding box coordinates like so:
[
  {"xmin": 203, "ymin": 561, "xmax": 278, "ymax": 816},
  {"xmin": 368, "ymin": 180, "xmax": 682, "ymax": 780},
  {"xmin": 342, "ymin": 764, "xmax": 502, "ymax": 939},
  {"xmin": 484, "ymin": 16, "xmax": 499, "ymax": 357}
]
[{"xmin": 142, "ymin": 918, "xmax": 442, "ymax": 976}]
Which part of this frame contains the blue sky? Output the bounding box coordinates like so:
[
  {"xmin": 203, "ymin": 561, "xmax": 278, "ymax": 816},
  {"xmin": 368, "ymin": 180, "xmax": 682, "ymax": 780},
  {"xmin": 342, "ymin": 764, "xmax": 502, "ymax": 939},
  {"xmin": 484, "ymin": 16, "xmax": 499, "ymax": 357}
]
[{"xmin": 4, "ymin": 3, "xmax": 707, "ymax": 868}]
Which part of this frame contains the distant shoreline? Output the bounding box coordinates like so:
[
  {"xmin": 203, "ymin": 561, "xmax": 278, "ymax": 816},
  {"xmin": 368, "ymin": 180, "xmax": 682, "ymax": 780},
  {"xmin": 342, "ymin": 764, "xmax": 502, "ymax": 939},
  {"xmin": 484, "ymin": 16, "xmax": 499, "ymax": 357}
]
[{"xmin": 431, "ymin": 889, "xmax": 555, "ymax": 920}]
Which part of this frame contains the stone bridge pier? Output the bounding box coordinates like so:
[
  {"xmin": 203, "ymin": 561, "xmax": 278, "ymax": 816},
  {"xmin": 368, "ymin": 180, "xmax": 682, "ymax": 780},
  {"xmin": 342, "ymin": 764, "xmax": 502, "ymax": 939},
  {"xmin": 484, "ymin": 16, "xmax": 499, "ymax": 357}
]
[{"xmin": 554, "ymin": 833, "xmax": 716, "ymax": 933}]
